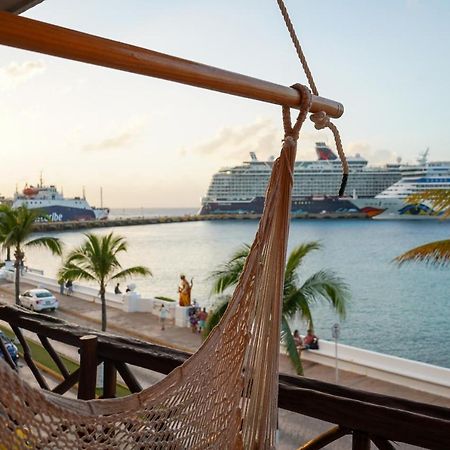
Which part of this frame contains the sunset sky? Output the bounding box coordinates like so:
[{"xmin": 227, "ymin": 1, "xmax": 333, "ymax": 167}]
[{"xmin": 1, "ymin": 0, "xmax": 449, "ymax": 207}]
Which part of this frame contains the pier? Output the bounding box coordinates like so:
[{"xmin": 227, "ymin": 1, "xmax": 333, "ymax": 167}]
[{"xmin": 32, "ymin": 212, "xmax": 368, "ymax": 232}]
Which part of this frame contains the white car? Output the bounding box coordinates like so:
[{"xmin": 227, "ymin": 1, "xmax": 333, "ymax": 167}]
[{"xmin": 19, "ymin": 289, "xmax": 59, "ymax": 312}]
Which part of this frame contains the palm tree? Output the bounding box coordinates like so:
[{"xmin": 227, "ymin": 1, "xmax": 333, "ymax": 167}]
[
  {"xmin": 206, "ymin": 241, "xmax": 350, "ymax": 375},
  {"xmin": 396, "ymin": 190, "xmax": 450, "ymax": 266},
  {"xmin": 58, "ymin": 232, "xmax": 151, "ymax": 331},
  {"xmin": 408, "ymin": 189, "xmax": 450, "ymax": 219},
  {"xmin": 0, "ymin": 205, "xmax": 62, "ymax": 305}
]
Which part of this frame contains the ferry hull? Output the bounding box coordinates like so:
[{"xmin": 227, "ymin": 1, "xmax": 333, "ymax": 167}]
[
  {"xmin": 200, "ymin": 197, "xmax": 361, "ymax": 215},
  {"xmin": 31, "ymin": 206, "xmax": 96, "ymax": 222}
]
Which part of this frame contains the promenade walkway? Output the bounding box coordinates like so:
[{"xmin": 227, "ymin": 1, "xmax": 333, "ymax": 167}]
[{"xmin": 0, "ymin": 280, "xmax": 449, "ymax": 449}]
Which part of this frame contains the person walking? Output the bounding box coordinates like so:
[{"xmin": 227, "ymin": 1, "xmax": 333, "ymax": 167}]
[
  {"xmin": 59, "ymin": 279, "xmax": 65, "ymax": 295},
  {"xmin": 65, "ymin": 280, "xmax": 73, "ymax": 296},
  {"xmin": 160, "ymin": 304, "xmax": 168, "ymax": 331},
  {"xmin": 197, "ymin": 308, "xmax": 208, "ymax": 334}
]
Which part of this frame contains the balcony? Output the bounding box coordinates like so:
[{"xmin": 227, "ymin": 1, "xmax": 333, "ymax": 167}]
[{"xmin": 1, "ymin": 304, "xmax": 449, "ymax": 449}]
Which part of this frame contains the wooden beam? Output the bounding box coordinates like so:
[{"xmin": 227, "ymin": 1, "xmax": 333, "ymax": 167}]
[
  {"xmin": 298, "ymin": 426, "xmax": 350, "ymax": 450},
  {"xmin": 77, "ymin": 335, "xmax": 97, "ymax": 400},
  {"xmin": 0, "ymin": 11, "xmax": 344, "ymax": 118},
  {"xmin": 38, "ymin": 334, "xmax": 70, "ymax": 379},
  {"xmin": 11, "ymin": 324, "xmax": 49, "ymax": 390}
]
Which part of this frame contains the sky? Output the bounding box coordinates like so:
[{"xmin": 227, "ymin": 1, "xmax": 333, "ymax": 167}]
[{"xmin": 0, "ymin": 0, "xmax": 449, "ymax": 207}]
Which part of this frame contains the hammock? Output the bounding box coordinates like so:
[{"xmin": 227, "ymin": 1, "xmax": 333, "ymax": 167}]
[
  {"xmin": 0, "ymin": 88, "xmax": 310, "ymax": 450},
  {"xmin": 0, "ymin": 2, "xmax": 347, "ymax": 449}
]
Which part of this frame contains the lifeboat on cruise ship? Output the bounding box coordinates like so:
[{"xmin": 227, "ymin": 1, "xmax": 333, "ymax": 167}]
[{"xmin": 23, "ymin": 187, "xmax": 39, "ymax": 196}]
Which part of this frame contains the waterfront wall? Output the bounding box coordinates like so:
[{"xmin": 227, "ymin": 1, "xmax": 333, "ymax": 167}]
[
  {"xmin": 31, "ymin": 212, "xmax": 368, "ymax": 233},
  {"xmin": 1, "ymin": 268, "xmax": 449, "ymax": 398},
  {"xmin": 0, "ymin": 268, "xmax": 189, "ymax": 326},
  {"xmin": 300, "ymin": 341, "xmax": 450, "ymax": 399}
]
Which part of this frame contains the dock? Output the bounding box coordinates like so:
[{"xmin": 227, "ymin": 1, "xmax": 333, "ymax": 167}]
[{"xmin": 32, "ymin": 212, "xmax": 368, "ymax": 232}]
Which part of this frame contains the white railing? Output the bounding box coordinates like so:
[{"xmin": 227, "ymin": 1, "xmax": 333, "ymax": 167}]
[
  {"xmin": 2, "ymin": 267, "xmax": 450, "ymax": 398},
  {"xmin": 300, "ymin": 339, "xmax": 450, "ymax": 398}
]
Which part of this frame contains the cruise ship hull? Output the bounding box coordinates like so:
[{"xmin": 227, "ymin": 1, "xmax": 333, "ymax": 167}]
[
  {"xmin": 352, "ymin": 198, "xmax": 448, "ymax": 220},
  {"xmin": 200, "ymin": 197, "xmax": 361, "ymax": 215}
]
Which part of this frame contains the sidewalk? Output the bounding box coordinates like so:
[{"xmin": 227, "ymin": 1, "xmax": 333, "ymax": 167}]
[{"xmin": 0, "ymin": 280, "xmax": 449, "ymax": 408}]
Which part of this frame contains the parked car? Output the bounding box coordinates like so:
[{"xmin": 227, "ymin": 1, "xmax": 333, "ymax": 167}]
[
  {"xmin": 19, "ymin": 289, "xmax": 59, "ymax": 312},
  {"xmin": 0, "ymin": 331, "xmax": 19, "ymax": 366}
]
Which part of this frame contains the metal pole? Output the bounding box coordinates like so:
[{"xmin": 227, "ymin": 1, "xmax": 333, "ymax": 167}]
[
  {"xmin": 332, "ymin": 323, "xmax": 340, "ymax": 384},
  {"xmin": 0, "ymin": 11, "xmax": 344, "ymax": 118},
  {"xmin": 335, "ymin": 335, "xmax": 339, "ymax": 384}
]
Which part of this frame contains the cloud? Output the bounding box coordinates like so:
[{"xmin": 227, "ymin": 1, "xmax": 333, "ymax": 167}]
[
  {"xmin": 184, "ymin": 118, "xmax": 282, "ymax": 161},
  {"xmin": 83, "ymin": 118, "xmax": 147, "ymax": 152},
  {"xmin": 0, "ymin": 60, "xmax": 45, "ymax": 91},
  {"xmin": 347, "ymin": 142, "xmax": 399, "ymax": 165}
]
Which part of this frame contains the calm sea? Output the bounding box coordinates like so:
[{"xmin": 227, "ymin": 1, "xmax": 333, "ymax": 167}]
[{"xmin": 25, "ymin": 210, "xmax": 450, "ymax": 369}]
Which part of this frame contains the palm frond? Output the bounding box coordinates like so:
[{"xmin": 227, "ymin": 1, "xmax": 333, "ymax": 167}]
[
  {"xmin": 209, "ymin": 244, "xmax": 249, "ymax": 294},
  {"xmin": 281, "ymin": 316, "xmax": 303, "ymax": 375},
  {"xmin": 282, "ymin": 289, "xmax": 314, "ymax": 328},
  {"xmin": 284, "ymin": 242, "xmax": 321, "ymax": 293},
  {"xmin": 110, "ymin": 266, "xmax": 152, "ymax": 281},
  {"xmin": 299, "ymin": 270, "xmax": 349, "ymax": 320},
  {"xmin": 58, "ymin": 263, "xmax": 97, "ymax": 283},
  {"xmin": 26, "ymin": 236, "xmax": 63, "ymax": 256},
  {"xmin": 0, "ymin": 205, "xmax": 38, "ymax": 248},
  {"xmin": 395, "ymin": 240, "xmax": 450, "ymax": 268},
  {"xmin": 407, "ymin": 189, "xmax": 450, "ymax": 218}
]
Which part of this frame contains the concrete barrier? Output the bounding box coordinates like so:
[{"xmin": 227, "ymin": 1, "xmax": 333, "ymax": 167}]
[
  {"xmin": 3, "ymin": 269, "xmax": 449, "ymax": 396},
  {"xmin": 300, "ymin": 339, "xmax": 450, "ymax": 399},
  {"xmin": 7, "ymin": 269, "xmax": 180, "ymax": 323}
]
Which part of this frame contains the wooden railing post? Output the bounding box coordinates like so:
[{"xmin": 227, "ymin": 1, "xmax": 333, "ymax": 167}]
[
  {"xmin": 352, "ymin": 431, "xmax": 370, "ymax": 450},
  {"xmin": 102, "ymin": 359, "xmax": 117, "ymax": 398},
  {"xmin": 78, "ymin": 335, "xmax": 97, "ymax": 400}
]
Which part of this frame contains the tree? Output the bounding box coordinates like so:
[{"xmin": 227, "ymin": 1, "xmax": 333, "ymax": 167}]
[
  {"xmin": 0, "ymin": 205, "xmax": 62, "ymax": 305},
  {"xmin": 396, "ymin": 190, "xmax": 450, "ymax": 266},
  {"xmin": 206, "ymin": 241, "xmax": 350, "ymax": 375},
  {"xmin": 58, "ymin": 232, "xmax": 151, "ymax": 331}
]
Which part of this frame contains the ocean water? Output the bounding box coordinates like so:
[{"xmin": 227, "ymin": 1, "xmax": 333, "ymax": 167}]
[{"xmin": 23, "ymin": 214, "xmax": 450, "ymax": 368}]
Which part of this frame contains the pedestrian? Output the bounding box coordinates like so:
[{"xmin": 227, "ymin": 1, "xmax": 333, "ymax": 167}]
[
  {"xmin": 189, "ymin": 309, "xmax": 198, "ymax": 333},
  {"xmin": 293, "ymin": 329, "xmax": 304, "ymax": 353},
  {"xmin": 59, "ymin": 279, "xmax": 65, "ymax": 295},
  {"xmin": 197, "ymin": 308, "xmax": 208, "ymax": 334},
  {"xmin": 303, "ymin": 328, "xmax": 319, "ymax": 350},
  {"xmin": 65, "ymin": 280, "xmax": 73, "ymax": 296},
  {"xmin": 114, "ymin": 283, "xmax": 121, "ymax": 294},
  {"xmin": 160, "ymin": 304, "xmax": 168, "ymax": 331}
]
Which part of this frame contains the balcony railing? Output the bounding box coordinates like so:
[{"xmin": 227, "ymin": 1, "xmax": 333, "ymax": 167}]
[{"xmin": 1, "ymin": 304, "xmax": 449, "ymax": 450}]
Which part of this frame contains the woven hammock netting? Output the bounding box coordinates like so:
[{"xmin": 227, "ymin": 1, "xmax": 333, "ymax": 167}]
[{"xmin": 0, "ymin": 89, "xmax": 311, "ymax": 448}]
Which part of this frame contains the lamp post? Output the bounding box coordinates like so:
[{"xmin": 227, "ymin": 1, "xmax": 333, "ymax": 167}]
[{"xmin": 331, "ymin": 323, "xmax": 340, "ymax": 384}]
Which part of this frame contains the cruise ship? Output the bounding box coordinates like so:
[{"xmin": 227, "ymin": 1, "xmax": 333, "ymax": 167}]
[
  {"xmin": 352, "ymin": 152, "xmax": 450, "ymax": 219},
  {"xmin": 199, "ymin": 143, "xmax": 402, "ymax": 215},
  {"xmin": 12, "ymin": 181, "xmax": 109, "ymax": 222}
]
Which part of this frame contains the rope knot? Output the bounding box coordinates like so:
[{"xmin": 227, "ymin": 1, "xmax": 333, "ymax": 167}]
[{"xmin": 310, "ymin": 111, "xmax": 330, "ymax": 130}]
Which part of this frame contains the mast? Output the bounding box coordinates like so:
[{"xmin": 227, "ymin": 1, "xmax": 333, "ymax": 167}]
[{"xmin": 100, "ymin": 187, "xmax": 103, "ymax": 208}]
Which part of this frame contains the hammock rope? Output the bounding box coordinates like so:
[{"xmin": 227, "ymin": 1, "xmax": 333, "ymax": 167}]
[
  {"xmin": 276, "ymin": 0, "xmax": 349, "ymax": 196},
  {"xmin": 0, "ymin": 4, "xmax": 342, "ymax": 448},
  {"xmin": 0, "ymin": 85, "xmax": 312, "ymax": 449}
]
